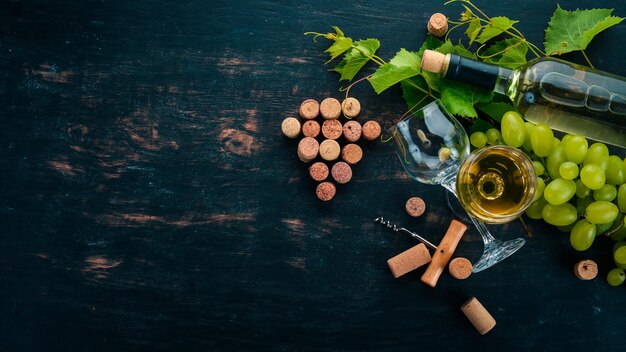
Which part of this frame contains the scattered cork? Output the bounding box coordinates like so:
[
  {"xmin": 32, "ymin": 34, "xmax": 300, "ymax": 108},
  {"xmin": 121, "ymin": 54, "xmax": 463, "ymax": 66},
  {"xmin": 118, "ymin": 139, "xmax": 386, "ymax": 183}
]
[
  {"xmin": 309, "ymin": 162, "xmax": 329, "ymax": 182},
  {"xmin": 449, "ymin": 257, "xmax": 473, "ymax": 280},
  {"xmin": 331, "ymin": 161, "xmax": 352, "ymax": 184},
  {"xmin": 299, "ymin": 99, "xmax": 320, "ymax": 120},
  {"xmin": 387, "ymin": 243, "xmax": 432, "ymax": 278},
  {"xmin": 341, "ymin": 97, "xmax": 361, "ymax": 118},
  {"xmin": 421, "ymin": 50, "xmax": 447, "ymax": 74},
  {"xmin": 297, "ymin": 137, "xmax": 319, "ymax": 163},
  {"xmin": 319, "ymin": 139, "xmax": 341, "ymax": 161},
  {"xmin": 461, "ymin": 297, "xmax": 496, "ymax": 335},
  {"xmin": 343, "ymin": 120, "xmax": 362, "ymax": 142},
  {"xmin": 322, "ymin": 119, "xmax": 343, "ymax": 140},
  {"xmin": 362, "ymin": 120, "xmax": 381, "ymax": 141},
  {"xmin": 281, "ymin": 117, "xmax": 301, "ymax": 138},
  {"xmin": 427, "ymin": 13, "xmax": 448, "ymax": 37},
  {"xmin": 320, "ymin": 98, "xmax": 342, "ymax": 119},
  {"xmin": 574, "ymin": 259, "xmax": 598, "ymax": 280},
  {"xmin": 302, "ymin": 120, "xmax": 321, "ymax": 138},
  {"xmin": 405, "ymin": 197, "xmax": 426, "ymax": 217},
  {"xmin": 316, "ymin": 181, "xmax": 336, "ymax": 201},
  {"xmin": 341, "ymin": 143, "xmax": 363, "ymax": 165}
]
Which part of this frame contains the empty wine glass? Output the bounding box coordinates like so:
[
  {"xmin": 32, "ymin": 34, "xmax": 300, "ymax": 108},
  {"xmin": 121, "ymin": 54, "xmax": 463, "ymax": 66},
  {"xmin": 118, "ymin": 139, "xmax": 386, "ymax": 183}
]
[{"xmin": 388, "ymin": 100, "xmax": 536, "ymax": 273}]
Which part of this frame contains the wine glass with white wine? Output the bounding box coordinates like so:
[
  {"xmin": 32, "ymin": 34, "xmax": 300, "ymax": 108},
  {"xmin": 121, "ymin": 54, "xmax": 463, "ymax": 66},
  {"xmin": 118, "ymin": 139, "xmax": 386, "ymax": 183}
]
[{"xmin": 389, "ymin": 100, "xmax": 537, "ymax": 272}]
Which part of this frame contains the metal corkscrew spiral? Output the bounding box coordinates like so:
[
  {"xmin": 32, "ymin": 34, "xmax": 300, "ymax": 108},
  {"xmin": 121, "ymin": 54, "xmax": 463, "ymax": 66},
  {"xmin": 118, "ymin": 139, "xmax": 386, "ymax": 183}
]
[{"xmin": 374, "ymin": 217, "xmax": 438, "ymax": 251}]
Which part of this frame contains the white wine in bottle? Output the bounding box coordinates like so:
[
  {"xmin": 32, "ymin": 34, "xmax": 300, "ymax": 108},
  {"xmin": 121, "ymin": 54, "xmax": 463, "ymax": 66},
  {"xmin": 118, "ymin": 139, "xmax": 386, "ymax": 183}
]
[{"xmin": 421, "ymin": 50, "xmax": 626, "ymax": 148}]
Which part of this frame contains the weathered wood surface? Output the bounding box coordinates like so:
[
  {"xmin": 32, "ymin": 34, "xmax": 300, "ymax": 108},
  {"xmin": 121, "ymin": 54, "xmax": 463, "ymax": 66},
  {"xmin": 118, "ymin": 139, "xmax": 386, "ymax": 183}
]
[{"xmin": 1, "ymin": 0, "xmax": 625, "ymax": 350}]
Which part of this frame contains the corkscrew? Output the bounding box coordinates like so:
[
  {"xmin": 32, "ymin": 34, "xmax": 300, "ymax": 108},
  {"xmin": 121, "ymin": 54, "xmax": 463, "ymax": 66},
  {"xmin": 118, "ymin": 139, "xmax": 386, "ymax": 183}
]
[{"xmin": 374, "ymin": 217, "xmax": 437, "ymax": 251}]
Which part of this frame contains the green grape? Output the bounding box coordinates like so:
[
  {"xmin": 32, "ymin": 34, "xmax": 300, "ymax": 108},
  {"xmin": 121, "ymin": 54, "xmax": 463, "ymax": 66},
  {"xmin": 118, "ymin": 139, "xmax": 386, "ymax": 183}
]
[
  {"xmin": 501, "ymin": 111, "xmax": 526, "ymax": 147},
  {"xmin": 610, "ymin": 217, "xmax": 626, "ymax": 241},
  {"xmin": 526, "ymin": 197, "xmax": 548, "ymax": 220},
  {"xmin": 618, "ymin": 184, "xmax": 626, "ymax": 212},
  {"xmin": 530, "ymin": 123, "xmax": 554, "ymax": 157},
  {"xmin": 544, "ymin": 178, "xmax": 576, "ymax": 205},
  {"xmin": 522, "ymin": 122, "xmax": 535, "ymax": 151},
  {"xmin": 607, "ymin": 268, "xmax": 625, "ymax": 286},
  {"xmin": 558, "ymin": 161, "xmax": 579, "ymax": 180},
  {"xmin": 583, "ymin": 143, "xmax": 609, "ymax": 171},
  {"xmin": 575, "ymin": 179, "xmax": 590, "ymax": 198},
  {"xmin": 553, "ymin": 137, "xmax": 561, "ymax": 148},
  {"xmin": 569, "ymin": 219, "xmax": 596, "ymax": 251},
  {"xmin": 596, "ymin": 221, "xmax": 614, "ymax": 235},
  {"xmin": 613, "ymin": 241, "xmax": 626, "ymax": 255},
  {"xmin": 575, "ymin": 196, "xmax": 593, "ymax": 216},
  {"xmin": 616, "ymin": 247, "xmax": 626, "ymax": 266},
  {"xmin": 585, "ymin": 200, "xmax": 619, "ymax": 224},
  {"xmin": 623, "ymin": 157, "xmax": 626, "ymax": 176},
  {"xmin": 542, "ymin": 203, "xmax": 578, "ymax": 226},
  {"xmin": 470, "ymin": 131, "xmax": 487, "ymax": 148},
  {"xmin": 606, "ymin": 155, "xmax": 625, "ymax": 185},
  {"xmin": 532, "ymin": 161, "xmax": 545, "ymax": 176},
  {"xmin": 561, "ymin": 134, "xmax": 574, "ymax": 145},
  {"xmin": 533, "ymin": 178, "xmax": 545, "ymax": 202},
  {"xmin": 485, "ymin": 128, "xmax": 502, "ymax": 145},
  {"xmin": 546, "ymin": 145, "xmax": 566, "ymax": 180},
  {"xmin": 580, "ymin": 164, "xmax": 606, "ymax": 190},
  {"xmin": 563, "ymin": 135, "xmax": 588, "ymax": 164},
  {"xmin": 593, "ymin": 184, "xmax": 617, "ymax": 202}
]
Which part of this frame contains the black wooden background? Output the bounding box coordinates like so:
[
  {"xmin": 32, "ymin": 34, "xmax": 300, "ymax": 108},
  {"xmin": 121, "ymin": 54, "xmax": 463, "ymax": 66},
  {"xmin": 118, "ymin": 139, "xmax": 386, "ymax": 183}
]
[{"xmin": 1, "ymin": 0, "xmax": 626, "ymax": 350}]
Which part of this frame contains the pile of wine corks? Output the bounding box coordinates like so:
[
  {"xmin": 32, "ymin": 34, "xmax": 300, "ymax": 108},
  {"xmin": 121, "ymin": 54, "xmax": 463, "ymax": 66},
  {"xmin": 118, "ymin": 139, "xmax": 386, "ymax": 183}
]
[{"xmin": 282, "ymin": 97, "xmax": 381, "ymax": 201}]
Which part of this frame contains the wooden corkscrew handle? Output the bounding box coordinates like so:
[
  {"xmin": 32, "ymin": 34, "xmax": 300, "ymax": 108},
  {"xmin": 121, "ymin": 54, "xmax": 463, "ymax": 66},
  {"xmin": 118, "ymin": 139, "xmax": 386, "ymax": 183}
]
[{"xmin": 421, "ymin": 220, "xmax": 468, "ymax": 287}]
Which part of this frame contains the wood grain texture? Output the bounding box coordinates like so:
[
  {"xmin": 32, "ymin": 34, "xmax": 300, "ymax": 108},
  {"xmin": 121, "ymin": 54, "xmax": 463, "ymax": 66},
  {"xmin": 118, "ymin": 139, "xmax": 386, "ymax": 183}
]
[{"xmin": 1, "ymin": 0, "xmax": 625, "ymax": 350}]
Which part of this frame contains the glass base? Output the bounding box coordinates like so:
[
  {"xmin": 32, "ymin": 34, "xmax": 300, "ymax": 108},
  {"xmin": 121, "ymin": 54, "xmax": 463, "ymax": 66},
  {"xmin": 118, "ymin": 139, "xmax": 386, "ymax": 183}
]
[{"xmin": 472, "ymin": 238, "xmax": 526, "ymax": 273}]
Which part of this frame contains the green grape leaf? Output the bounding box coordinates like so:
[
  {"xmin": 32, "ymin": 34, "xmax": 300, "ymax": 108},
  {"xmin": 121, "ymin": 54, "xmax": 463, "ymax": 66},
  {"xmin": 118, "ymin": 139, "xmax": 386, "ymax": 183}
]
[
  {"xmin": 544, "ymin": 5, "xmax": 624, "ymax": 56},
  {"xmin": 477, "ymin": 16, "xmax": 519, "ymax": 43},
  {"xmin": 324, "ymin": 37, "xmax": 353, "ymax": 62},
  {"xmin": 334, "ymin": 38, "xmax": 380, "ymax": 81},
  {"xmin": 440, "ymin": 80, "xmax": 494, "ymax": 118},
  {"xmin": 482, "ymin": 38, "xmax": 528, "ymax": 69},
  {"xmin": 453, "ymin": 42, "xmax": 477, "ymax": 59},
  {"xmin": 400, "ymin": 76, "xmax": 433, "ymax": 112},
  {"xmin": 465, "ymin": 18, "xmax": 482, "ymax": 45},
  {"xmin": 476, "ymin": 102, "xmax": 516, "ymax": 122},
  {"xmin": 368, "ymin": 49, "xmax": 421, "ymax": 93},
  {"xmin": 469, "ymin": 118, "xmax": 495, "ymax": 134}
]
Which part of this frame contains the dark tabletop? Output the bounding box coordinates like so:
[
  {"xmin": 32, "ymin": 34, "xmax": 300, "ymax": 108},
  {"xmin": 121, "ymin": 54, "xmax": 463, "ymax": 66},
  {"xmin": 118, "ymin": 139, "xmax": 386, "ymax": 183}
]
[{"xmin": 2, "ymin": 0, "xmax": 626, "ymax": 350}]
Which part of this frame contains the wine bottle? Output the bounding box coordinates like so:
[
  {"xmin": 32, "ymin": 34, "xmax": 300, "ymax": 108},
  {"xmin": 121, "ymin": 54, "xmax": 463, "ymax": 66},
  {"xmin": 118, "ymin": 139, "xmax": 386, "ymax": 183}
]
[{"xmin": 421, "ymin": 50, "xmax": 626, "ymax": 148}]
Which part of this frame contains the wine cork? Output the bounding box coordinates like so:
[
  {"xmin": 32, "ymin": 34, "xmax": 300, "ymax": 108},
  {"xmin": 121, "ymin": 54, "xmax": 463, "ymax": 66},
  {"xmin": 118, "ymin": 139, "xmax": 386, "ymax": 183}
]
[
  {"xmin": 341, "ymin": 97, "xmax": 361, "ymax": 118},
  {"xmin": 362, "ymin": 120, "xmax": 381, "ymax": 141},
  {"xmin": 449, "ymin": 257, "xmax": 473, "ymax": 280},
  {"xmin": 461, "ymin": 297, "xmax": 496, "ymax": 335},
  {"xmin": 320, "ymin": 98, "xmax": 342, "ymax": 119},
  {"xmin": 427, "ymin": 13, "xmax": 448, "ymax": 37},
  {"xmin": 421, "ymin": 220, "xmax": 467, "ymax": 287},
  {"xmin": 299, "ymin": 99, "xmax": 320, "ymax": 120},
  {"xmin": 297, "ymin": 137, "xmax": 319, "ymax": 162},
  {"xmin": 387, "ymin": 243, "xmax": 432, "ymax": 278},
  {"xmin": 574, "ymin": 259, "xmax": 598, "ymax": 280},
  {"xmin": 316, "ymin": 181, "xmax": 336, "ymax": 201},
  {"xmin": 322, "ymin": 119, "xmax": 343, "ymax": 140},
  {"xmin": 343, "ymin": 120, "xmax": 362, "ymax": 142},
  {"xmin": 281, "ymin": 117, "xmax": 301, "ymax": 138},
  {"xmin": 421, "ymin": 50, "xmax": 446, "ymax": 74},
  {"xmin": 302, "ymin": 120, "xmax": 321, "ymax": 138},
  {"xmin": 405, "ymin": 197, "xmax": 426, "ymax": 217},
  {"xmin": 331, "ymin": 161, "xmax": 352, "ymax": 184},
  {"xmin": 319, "ymin": 139, "xmax": 341, "ymax": 161},
  {"xmin": 341, "ymin": 143, "xmax": 363, "ymax": 165},
  {"xmin": 309, "ymin": 162, "xmax": 329, "ymax": 182}
]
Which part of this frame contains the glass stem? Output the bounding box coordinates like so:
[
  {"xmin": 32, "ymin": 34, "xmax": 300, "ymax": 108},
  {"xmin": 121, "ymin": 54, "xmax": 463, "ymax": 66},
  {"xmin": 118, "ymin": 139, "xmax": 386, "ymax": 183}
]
[{"xmin": 440, "ymin": 173, "xmax": 497, "ymax": 244}]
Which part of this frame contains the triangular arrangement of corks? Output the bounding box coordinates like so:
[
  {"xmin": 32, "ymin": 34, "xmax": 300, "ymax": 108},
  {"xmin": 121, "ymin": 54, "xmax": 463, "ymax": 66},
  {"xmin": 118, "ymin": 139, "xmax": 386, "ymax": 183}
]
[{"xmin": 281, "ymin": 97, "xmax": 381, "ymax": 201}]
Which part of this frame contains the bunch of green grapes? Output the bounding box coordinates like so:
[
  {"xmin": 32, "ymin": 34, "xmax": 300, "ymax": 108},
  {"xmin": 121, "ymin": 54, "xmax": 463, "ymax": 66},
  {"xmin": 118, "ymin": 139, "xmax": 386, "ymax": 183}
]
[{"xmin": 469, "ymin": 111, "xmax": 626, "ymax": 286}]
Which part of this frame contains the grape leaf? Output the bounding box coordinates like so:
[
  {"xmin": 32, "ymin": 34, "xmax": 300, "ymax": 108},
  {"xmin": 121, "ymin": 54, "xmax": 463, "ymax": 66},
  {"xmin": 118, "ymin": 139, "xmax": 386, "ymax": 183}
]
[
  {"xmin": 400, "ymin": 76, "xmax": 433, "ymax": 112},
  {"xmin": 453, "ymin": 42, "xmax": 477, "ymax": 59},
  {"xmin": 544, "ymin": 5, "xmax": 624, "ymax": 56},
  {"xmin": 368, "ymin": 49, "xmax": 421, "ymax": 93},
  {"xmin": 469, "ymin": 118, "xmax": 494, "ymax": 134},
  {"xmin": 476, "ymin": 102, "xmax": 516, "ymax": 123},
  {"xmin": 477, "ymin": 16, "xmax": 519, "ymax": 43},
  {"xmin": 325, "ymin": 37, "xmax": 353, "ymax": 62},
  {"xmin": 334, "ymin": 38, "xmax": 380, "ymax": 81},
  {"xmin": 465, "ymin": 18, "xmax": 481, "ymax": 45},
  {"xmin": 440, "ymin": 80, "xmax": 494, "ymax": 118},
  {"xmin": 482, "ymin": 38, "xmax": 528, "ymax": 69}
]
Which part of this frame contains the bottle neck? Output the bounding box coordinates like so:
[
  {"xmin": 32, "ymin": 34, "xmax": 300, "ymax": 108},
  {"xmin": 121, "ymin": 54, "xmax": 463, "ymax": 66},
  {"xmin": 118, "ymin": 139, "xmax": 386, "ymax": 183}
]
[{"xmin": 444, "ymin": 54, "xmax": 515, "ymax": 96}]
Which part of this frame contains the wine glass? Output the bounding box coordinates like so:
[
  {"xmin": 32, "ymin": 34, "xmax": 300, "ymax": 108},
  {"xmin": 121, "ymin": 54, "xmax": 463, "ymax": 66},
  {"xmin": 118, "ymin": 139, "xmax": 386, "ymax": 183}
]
[{"xmin": 388, "ymin": 100, "xmax": 537, "ymax": 273}]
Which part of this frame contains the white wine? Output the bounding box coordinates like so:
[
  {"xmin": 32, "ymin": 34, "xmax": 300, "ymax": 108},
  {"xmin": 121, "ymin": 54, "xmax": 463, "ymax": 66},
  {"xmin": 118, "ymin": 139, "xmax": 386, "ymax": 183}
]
[
  {"xmin": 421, "ymin": 51, "xmax": 626, "ymax": 148},
  {"xmin": 456, "ymin": 146, "xmax": 537, "ymax": 224}
]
